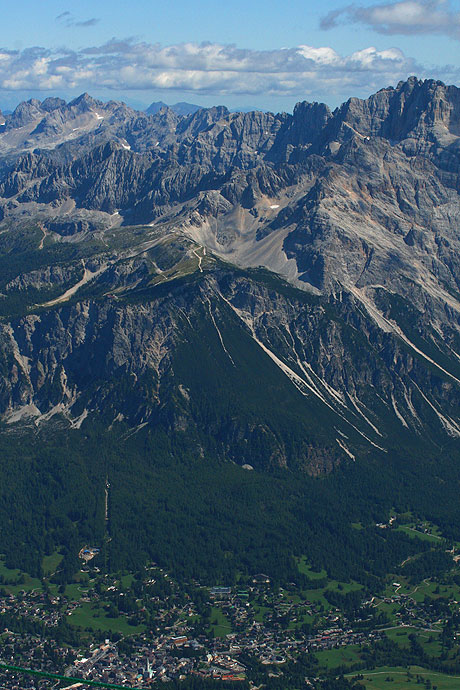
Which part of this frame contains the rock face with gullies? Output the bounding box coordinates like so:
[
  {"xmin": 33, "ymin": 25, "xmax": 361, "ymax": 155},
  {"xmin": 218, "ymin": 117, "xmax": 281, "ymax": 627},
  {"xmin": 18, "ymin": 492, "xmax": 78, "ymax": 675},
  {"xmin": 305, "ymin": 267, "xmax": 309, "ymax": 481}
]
[
  {"xmin": 334, "ymin": 77, "xmax": 460, "ymax": 144},
  {"xmin": 0, "ymin": 77, "xmax": 460, "ymax": 472},
  {"xmin": 1, "ymin": 258, "xmax": 460, "ymax": 471}
]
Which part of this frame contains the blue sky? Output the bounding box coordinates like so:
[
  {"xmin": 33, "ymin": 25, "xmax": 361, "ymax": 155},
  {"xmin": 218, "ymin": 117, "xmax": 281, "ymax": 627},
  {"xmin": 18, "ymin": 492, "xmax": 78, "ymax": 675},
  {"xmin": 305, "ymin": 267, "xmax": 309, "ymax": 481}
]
[{"xmin": 1, "ymin": 0, "xmax": 459, "ymax": 112}]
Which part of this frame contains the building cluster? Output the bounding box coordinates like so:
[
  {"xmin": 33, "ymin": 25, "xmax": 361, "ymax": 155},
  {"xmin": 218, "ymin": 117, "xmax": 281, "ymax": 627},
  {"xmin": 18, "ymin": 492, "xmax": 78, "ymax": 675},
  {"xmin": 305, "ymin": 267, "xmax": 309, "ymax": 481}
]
[
  {"xmin": 0, "ymin": 590, "xmax": 63, "ymax": 627},
  {"xmin": 0, "ymin": 567, "xmax": 453, "ymax": 689}
]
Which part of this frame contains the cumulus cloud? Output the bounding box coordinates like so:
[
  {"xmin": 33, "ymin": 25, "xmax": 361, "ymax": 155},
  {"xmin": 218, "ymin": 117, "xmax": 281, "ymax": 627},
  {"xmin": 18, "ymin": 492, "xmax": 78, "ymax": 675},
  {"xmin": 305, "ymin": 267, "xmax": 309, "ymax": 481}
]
[
  {"xmin": 56, "ymin": 11, "xmax": 99, "ymax": 28},
  {"xmin": 321, "ymin": 0, "xmax": 460, "ymax": 39},
  {"xmin": 0, "ymin": 39, "xmax": 451, "ymax": 99}
]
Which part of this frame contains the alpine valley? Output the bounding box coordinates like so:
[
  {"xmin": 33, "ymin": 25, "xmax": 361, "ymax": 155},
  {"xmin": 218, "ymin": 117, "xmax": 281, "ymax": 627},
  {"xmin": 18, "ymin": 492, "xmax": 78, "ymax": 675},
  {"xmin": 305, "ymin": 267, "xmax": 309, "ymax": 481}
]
[{"xmin": 1, "ymin": 77, "xmax": 460, "ymax": 587}]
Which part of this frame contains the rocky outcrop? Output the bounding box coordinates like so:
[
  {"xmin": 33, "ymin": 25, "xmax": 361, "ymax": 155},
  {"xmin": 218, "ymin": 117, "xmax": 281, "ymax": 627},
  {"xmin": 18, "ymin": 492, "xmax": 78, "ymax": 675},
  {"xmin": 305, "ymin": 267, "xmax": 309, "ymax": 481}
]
[{"xmin": 0, "ymin": 78, "xmax": 460, "ymax": 471}]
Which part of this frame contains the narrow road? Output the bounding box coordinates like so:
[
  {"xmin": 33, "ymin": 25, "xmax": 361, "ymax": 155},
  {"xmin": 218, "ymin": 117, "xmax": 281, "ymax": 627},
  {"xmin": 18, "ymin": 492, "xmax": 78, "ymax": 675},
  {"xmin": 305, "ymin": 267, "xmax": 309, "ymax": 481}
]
[{"xmin": 193, "ymin": 247, "xmax": 203, "ymax": 272}]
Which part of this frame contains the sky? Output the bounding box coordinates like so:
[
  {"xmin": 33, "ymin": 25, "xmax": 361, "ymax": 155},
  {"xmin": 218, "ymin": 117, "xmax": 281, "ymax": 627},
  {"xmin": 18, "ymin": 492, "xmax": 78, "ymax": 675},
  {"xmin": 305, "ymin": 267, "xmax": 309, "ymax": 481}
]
[{"xmin": 0, "ymin": 0, "xmax": 459, "ymax": 113}]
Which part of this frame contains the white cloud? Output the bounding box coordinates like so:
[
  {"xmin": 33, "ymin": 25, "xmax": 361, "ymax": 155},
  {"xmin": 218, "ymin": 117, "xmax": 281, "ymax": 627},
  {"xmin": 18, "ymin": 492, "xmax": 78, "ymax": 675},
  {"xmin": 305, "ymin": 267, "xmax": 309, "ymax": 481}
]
[
  {"xmin": 321, "ymin": 0, "xmax": 460, "ymax": 38},
  {"xmin": 0, "ymin": 39, "xmax": 454, "ymax": 101},
  {"xmin": 297, "ymin": 46, "xmax": 341, "ymax": 64}
]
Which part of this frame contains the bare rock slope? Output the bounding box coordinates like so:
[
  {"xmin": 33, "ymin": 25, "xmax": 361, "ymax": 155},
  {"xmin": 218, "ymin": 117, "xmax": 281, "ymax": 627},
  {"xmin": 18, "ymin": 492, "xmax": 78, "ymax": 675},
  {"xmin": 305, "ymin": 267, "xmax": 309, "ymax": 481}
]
[{"xmin": 0, "ymin": 77, "xmax": 460, "ymax": 471}]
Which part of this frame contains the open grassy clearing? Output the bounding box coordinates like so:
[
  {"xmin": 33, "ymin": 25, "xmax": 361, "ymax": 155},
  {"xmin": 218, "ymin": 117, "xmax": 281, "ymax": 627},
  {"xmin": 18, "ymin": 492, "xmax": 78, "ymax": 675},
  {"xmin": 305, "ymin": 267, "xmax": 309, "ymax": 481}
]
[
  {"xmin": 410, "ymin": 581, "xmax": 460, "ymax": 604},
  {"xmin": 253, "ymin": 604, "xmax": 270, "ymax": 622},
  {"xmin": 380, "ymin": 576, "xmax": 460, "ymax": 604},
  {"xmin": 397, "ymin": 525, "xmax": 443, "ymax": 544},
  {"xmin": 315, "ymin": 644, "xmax": 362, "ymax": 669},
  {"xmin": 384, "ymin": 626, "xmax": 443, "ymax": 655},
  {"xmin": 120, "ymin": 574, "xmax": 134, "ymax": 589},
  {"xmin": 68, "ymin": 601, "xmax": 145, "ymax": 635},
  {"xmin": 348, "ymin": 665, "xmax": 460, "ymax": 689},
  {"xmin": 65, "ymin": 583, "xmax": 90, "ymax": 601},
  {"xmin": 327, "ymin": 579, "xmax": 363, "ymax": 594},
  {"xmin": 0, "ymin": 557, "xmax": 42, "ymax": 593},
  {"xmin": 42, "ymin": 551, "xmax": 63, "ymax": 576},
  {"xmin": 296, "ymin": 556, "xmax": 327, "ymax": 580},
  {"xmin": 382, "ymin": 577, "xmax": 415, "ymax": 597},
  {"xmin": 208, "ymin": 606, "xmax": 232, "ymax": 638}
]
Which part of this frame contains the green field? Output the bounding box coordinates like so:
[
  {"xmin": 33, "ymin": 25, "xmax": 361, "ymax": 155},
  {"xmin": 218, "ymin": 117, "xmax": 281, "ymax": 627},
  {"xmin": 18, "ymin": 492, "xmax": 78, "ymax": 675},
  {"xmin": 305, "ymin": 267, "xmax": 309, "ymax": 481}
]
[
  {"xmin": 348, "ymin": 666, "xmax": 460, "ymax": 689},
  {"xmin": 253, "ymin": 604, "xmax": 270, "ymax": 622},
  {"xmin": 208, "ymin": 606, "xmax": 232, "ymax": 638},
  {"xmin": 120, "ymin": 574, "xmax": 134, "ymax": 589},
  {"xmin": 410, "ymin": 581, "xmax": 460, "ymax": 604},
  {"xmin": 380, "ymin": 577, "xmax": 460, "ymax": 606},
  {"xmin": 42, "ymin": 551, "xmax": 63, "ymax": 576},
  {"xmin": 384, "ymin": 626, "xmax": 442, "ymax": 655},
  {"xmin": 0, "ymin": 557, "xmax": 42, "ymax": 594},
  {"xmin": 300, "ymin": 579, "xmax": 362, "ymax": 613},
  {"xmin": 68, "ymin": 601, "xmax": 145, "ymax": 635},
  {"xmin": 297, "ymin": 556, "xmax": 327, "ymax": 580},
  {"xmin": 65, "ymin": 582, "xmax": 91, "ymax": 601},
  {"xmin": 315, "ymin": 644, "xmax": 362, "ymax": 669},
  {"xmin": 397, "ymin": 525, "xmax": 443, "ymax": 544}
]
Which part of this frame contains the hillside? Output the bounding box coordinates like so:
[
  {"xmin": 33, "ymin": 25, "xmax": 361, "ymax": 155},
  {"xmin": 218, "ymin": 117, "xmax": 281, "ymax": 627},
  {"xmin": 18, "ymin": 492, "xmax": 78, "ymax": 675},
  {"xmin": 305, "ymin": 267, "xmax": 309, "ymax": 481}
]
[{"xmin": 0, "ymin": 77, "xmax": 460, "ymax": 582}]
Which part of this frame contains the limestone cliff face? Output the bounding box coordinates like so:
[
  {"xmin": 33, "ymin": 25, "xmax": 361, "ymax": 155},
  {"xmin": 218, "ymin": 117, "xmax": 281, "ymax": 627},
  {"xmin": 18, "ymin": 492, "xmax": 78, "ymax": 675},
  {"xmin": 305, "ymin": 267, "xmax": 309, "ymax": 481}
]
[
  {"xmin": 0, "ymin": 264, "xmax": 459, "ymax": 471},
  {"xmin": 0, "ymin": 78, "xmax": 460, "ymax": 471}
]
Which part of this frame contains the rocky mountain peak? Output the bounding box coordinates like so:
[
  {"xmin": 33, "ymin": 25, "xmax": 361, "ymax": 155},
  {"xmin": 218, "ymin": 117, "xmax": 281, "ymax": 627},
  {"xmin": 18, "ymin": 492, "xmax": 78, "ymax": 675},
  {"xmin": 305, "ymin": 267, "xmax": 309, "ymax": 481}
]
[
  {"xmin": 68, "ymin": 92, "xmax": 102, "ymax": 112},
  {"xmin": 40, "ymin": 97, "xmax": 67, "ymax": 113},
  {"xmin": 278, "ymin": 100, "xmax": 332, "ymax": 151},
  {"xmin": 332, "ymin": 77, "xmax": 459, "ymax": 144},
  {"xmin": 5, "ymin": 98, "xmax": 44, "ymax": 129},
  {"xmin": 146, "ymin": 101, "xmax": 169, "ymax": 115}
]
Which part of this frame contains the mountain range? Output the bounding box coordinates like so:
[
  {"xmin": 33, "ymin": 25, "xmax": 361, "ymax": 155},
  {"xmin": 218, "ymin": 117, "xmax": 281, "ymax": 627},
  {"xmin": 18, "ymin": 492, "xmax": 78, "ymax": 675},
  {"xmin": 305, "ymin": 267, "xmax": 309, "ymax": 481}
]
[{"xmin": 1, "ymin": 77, "xmax": 460, "ymax": 580}]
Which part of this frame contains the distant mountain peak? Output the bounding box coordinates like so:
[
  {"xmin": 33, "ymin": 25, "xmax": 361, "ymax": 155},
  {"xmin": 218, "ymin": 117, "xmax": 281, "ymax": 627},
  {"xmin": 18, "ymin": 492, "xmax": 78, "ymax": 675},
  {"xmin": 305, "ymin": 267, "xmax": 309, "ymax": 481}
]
[
  {"xmin": 41, "ymin": 97, "xmax": 66, "ymax": 113},
  {"xmin": 146, "ymin": 100, "xmax": 201, "ymax": 116},
  {"xmin": 145, "ymin": 101, "xmax": 168, "ymax": 115},
  {"xmin": 171, "ymin": 101, "xmax": 201, "ymax": 116},
  {"xmin": 68, "ymin": 93, "xmax": 101, "ymax": 111}
]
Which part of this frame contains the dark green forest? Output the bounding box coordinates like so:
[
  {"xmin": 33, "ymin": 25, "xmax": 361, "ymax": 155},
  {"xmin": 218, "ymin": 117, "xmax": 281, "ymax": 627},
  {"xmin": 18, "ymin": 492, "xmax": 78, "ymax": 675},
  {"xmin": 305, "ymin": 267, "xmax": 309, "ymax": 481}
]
[{"xmin": 1, "ymin": 415, "xmax": 460, "ymax": 587}]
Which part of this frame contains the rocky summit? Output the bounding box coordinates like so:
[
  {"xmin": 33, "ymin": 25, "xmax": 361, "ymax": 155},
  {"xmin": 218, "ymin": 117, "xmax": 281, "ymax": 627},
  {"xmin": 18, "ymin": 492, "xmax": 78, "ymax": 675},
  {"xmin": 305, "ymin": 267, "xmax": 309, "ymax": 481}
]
[{"xmin": 0, "ymin": 76, "xmax": 460, "ymax": 474}]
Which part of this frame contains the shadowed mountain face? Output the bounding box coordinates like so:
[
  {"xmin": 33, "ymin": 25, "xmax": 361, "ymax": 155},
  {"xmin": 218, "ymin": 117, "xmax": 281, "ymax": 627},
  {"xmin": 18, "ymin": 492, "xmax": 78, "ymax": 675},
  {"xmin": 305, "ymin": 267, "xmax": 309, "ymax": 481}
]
[{"xmin": 0, "ymin": 77, "xmax": 460, "ymax": 475}]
